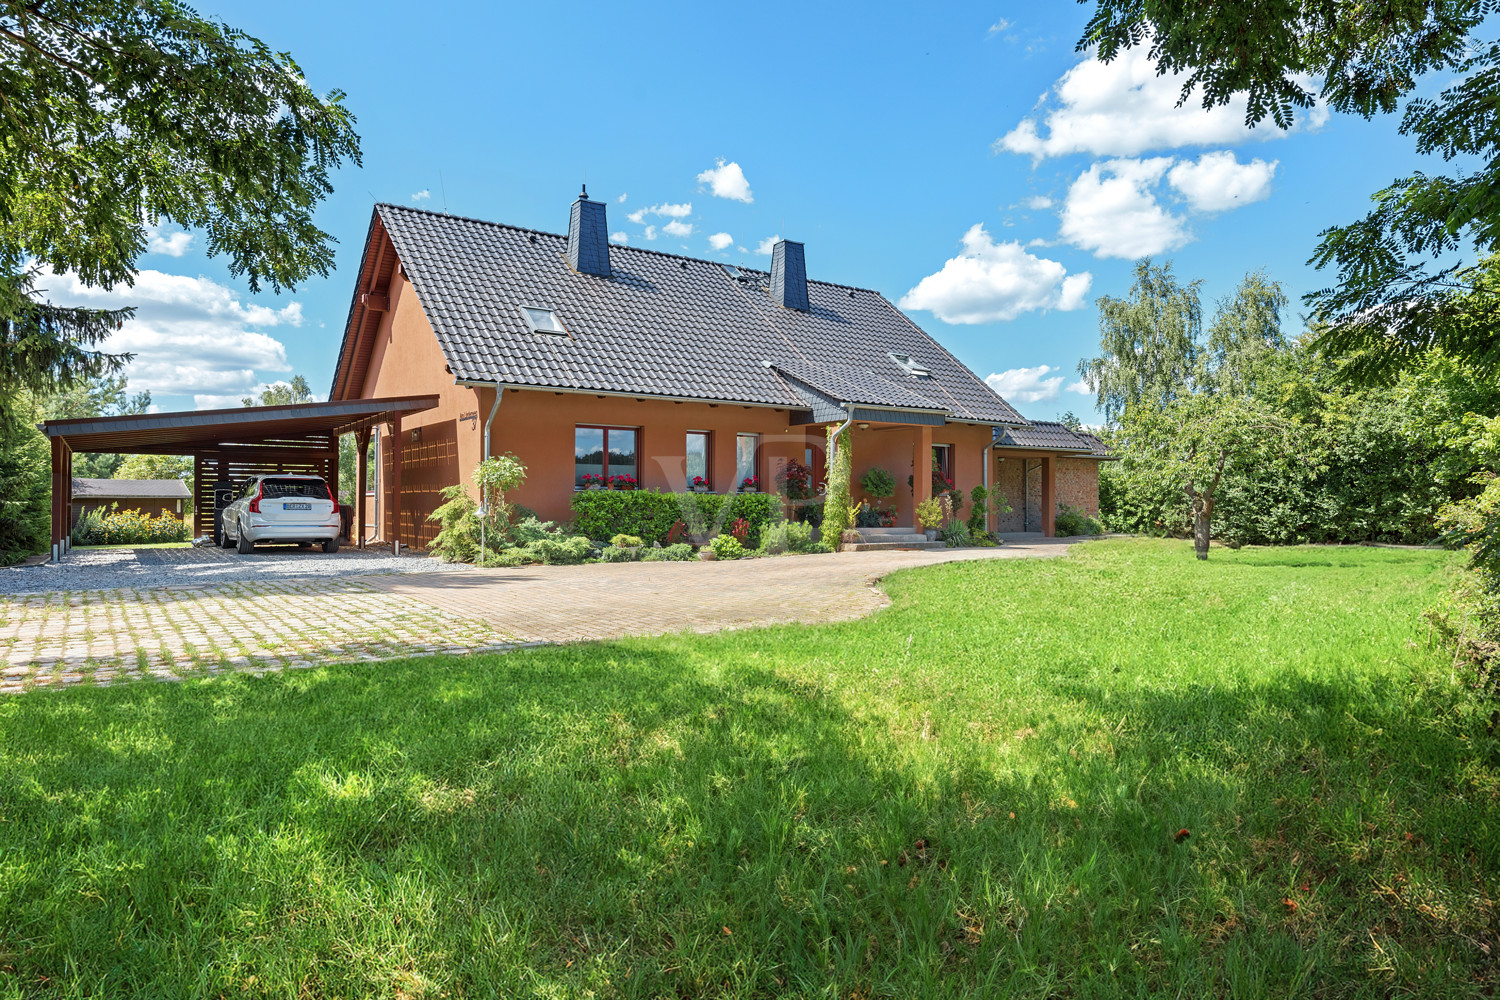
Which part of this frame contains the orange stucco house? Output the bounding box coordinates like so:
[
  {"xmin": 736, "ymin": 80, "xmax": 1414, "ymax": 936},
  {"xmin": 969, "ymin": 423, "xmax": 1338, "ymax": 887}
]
[{"xmin": 330, "ymin": 190, "xmax": 1110, "ymax": 548}]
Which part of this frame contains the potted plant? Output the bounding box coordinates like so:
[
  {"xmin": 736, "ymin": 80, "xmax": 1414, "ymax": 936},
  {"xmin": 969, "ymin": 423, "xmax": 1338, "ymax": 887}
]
[
  {"xmin": 608, "ymin": 473, "xmax": 638, "ymax": 491},
  {"xmin": 689, "ymin": 475, "xmax": 711, "ymax": 493},
  {"xmin": 859, "ymin": 466, "xmax": 897, "ymax": 505},
  {"xmin": 580, "ymin": 473, "xmax": 606, "ymax": 490},
  {"xmin": 738, "ymin": 475, "xmax": 760, "ymax": 493},
  {"xmin": 916, "ymin": 497, "xmax": 943, "ymax": 540}
]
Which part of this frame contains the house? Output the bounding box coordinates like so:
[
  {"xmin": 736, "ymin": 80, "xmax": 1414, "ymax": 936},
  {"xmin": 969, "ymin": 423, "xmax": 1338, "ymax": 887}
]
[
  {"xmin": 330, "ymin": 190, "xmax": 1111, "ymax": 546},
  {"xmin": 71, "ymin": 478, "xmax": 190, "ymax": 525}
]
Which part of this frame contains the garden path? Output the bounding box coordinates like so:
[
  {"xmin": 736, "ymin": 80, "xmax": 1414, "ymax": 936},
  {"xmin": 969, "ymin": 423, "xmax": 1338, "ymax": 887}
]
[{"xmin": 0, "ymin": 539, "xmax": 1075, "ymax": 694}]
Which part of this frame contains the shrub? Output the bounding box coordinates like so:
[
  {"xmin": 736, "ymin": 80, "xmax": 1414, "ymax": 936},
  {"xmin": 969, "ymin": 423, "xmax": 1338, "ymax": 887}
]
[
  {"xmin": 71, "ymin": 506, "xmax": 192, "ymax": 546},
  {"xmin": 942, "ymin": 520, "xmax": 972, "ymax": 547},
  {"xmin": 522, "ymin": 535, "xmax": 592, "ymax": 565},
  {"xmin": 643, "ymin": 542, "xmax": 696, "ymax": 562},
  {"xmin": 915, "ymin": 497, "xmax": 943, "ymax": 529},
  {"xmin": 855, "ymin": 503, "xmax": 883, "ymax": 528},
  {"xmin": 710, "ymin": 535, "xmax": 745, "ymax": 560},
  {"xmin": 758, "ymin": 520, "xmax": 819, "ymax": 556},
  {"xmin": 1055, "ymin": 504, "xmax": 1104, "ymax": 537},
  {"xmin": 428, "ymin": 484, "xmax": 479, "ymax": 563},
  {"xmin": 728, "ymin": 518, "xmax": 749, "ymax": 544},
  {"xmin": 776, "ymin": 458, "xmax": 814, "ymax": 500},
  {"xmin": 609, "ymin": 533, "xmax": 643, "ymax": 548},
  {"xmin": 790, "ymin": 499, "xmax": 824, "ymax": 528},
  {"xmin": 479, "ymin": 549, "xmax": 527, "ymax": 568},
  {"xmin": 859, "ymin": 466, "xmax": 896, "ymax": 499},
  {"xmin": 821, "ymin": 426, "xmax": 853, "ymax": 541},
  {"xmin": 511, "ymin": 516, "xmax": 561, "ymax": 545},
  {"xmin": 599, "ymin": 544, "xmax": 638, "ymax": 563},
  {"xmin": 570, "ymin": 490, "xmax": 780, "ymax": 547},
  {"xmin": 967, "ymin": 485, "xmax": 990, "ymax": 534}
]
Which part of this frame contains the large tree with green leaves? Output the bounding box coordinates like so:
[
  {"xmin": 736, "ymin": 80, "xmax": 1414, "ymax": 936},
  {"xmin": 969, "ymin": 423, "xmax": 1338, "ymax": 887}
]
[
  {"xmin": 0, "ymin": 1, "xmax": 361, "ymax": 400},
  {"xmin": 41, "ymin": 373, "xmax": 150, "ymax": 477},
  {"xmin": 1081, "ymin": 262, "xmax": 1301, "ymax": 557},
  {"xmin": 1077, "ymin": 0, "xmax": 1499, "ymax": 384}
]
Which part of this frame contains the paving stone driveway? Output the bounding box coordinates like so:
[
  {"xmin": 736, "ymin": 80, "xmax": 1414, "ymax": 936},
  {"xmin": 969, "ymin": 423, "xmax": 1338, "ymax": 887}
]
[{"xmin": 0, "ymin": 539, "xmax": 1073, "ymax": 694}]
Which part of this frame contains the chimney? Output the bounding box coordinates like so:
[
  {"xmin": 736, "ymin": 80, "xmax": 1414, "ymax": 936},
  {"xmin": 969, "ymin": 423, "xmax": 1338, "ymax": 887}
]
[
  {"xmin": 770, "ymin": 239, "xmax": 808, "ymax": 310},
  {"xmin": 567, "ymin": 185, "xmax": 611, "ymax": 277}
]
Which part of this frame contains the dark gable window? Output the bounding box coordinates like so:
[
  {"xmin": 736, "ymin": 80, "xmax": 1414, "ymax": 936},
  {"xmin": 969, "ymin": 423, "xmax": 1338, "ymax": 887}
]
[{"xmin": 575, "ymin": 426, "xmax": 638, "ymax": 487}]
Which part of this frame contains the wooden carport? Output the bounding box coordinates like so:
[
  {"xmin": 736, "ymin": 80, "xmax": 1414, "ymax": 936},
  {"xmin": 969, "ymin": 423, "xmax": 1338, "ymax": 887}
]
[{"xmin": 40, "ymin": 395, "xmax": 438, "ymax": 562}]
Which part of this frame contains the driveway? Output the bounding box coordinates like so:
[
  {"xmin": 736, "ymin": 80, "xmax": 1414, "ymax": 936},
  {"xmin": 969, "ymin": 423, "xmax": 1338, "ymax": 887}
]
[{"xmin": 0, "ymin": 539, "xmax": 1076, "ymax": 694}]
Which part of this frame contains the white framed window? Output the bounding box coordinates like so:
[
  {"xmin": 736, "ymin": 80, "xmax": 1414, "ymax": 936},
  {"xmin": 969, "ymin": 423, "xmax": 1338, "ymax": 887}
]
[{"xmin": 519, "ymin": 305, "xmax": 569, "ymax": 336}]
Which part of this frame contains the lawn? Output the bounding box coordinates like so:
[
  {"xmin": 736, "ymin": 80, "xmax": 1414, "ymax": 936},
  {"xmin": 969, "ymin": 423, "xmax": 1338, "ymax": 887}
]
[{"xmin": 1, "ymin": 540, "xmax": 1495, "ymax": 998}]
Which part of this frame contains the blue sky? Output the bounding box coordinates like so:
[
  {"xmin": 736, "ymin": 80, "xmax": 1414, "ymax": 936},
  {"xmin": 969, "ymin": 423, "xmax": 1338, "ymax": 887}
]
[{"xmin": 51, "ymin": 0, "xmax": 1436, "ymax": 421}]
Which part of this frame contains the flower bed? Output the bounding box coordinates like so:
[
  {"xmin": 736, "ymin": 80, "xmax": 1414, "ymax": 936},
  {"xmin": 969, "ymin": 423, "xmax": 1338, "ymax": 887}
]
[{"xmin": 570, "ymin": 489, "xmax": 782, "ymax": 547}]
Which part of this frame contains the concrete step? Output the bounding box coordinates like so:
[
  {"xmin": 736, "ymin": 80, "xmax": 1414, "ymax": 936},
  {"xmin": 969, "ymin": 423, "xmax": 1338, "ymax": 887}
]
[
  {"xmin": 857, "ymin": 527, "xmax": 928, "ymax": 540},
  {"xmin": 843, "ymin": 539, "xmax": 947, "ymax": 552}
]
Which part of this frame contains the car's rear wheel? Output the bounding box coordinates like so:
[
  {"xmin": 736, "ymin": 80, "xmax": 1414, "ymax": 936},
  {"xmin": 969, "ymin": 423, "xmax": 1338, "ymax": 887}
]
[
  {"xmin": 218, "ymin": 521, "xmax": 233, "ymax": 548},
  {"xmin": 236, "ymin": 524, "xmax": 255, "ymax": 554},
  {"xmin": 321, "ymin": 538, "xmax": 340, "ymax": 554}
]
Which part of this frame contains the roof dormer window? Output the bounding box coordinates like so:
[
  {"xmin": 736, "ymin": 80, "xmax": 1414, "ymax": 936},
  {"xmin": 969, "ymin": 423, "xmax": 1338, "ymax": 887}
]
[
  {"xmin": 520, "ymin": 306, "xmax": 568, "ymax": 336},
  {"xmin": 888, "ymin": 352, "xmax": 931, "ymax": 377}
]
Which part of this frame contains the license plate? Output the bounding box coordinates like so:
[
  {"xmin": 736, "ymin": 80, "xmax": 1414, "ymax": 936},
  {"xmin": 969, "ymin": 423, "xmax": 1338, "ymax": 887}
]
[{"xmin": 284, "ymin": 502, "xmax": 311, "ymax": 511}]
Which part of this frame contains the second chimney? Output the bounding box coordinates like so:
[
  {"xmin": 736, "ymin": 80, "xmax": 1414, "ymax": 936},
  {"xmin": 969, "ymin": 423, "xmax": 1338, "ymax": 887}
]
[
  {"xmin": 770, "ymin": 240, "xmax": 808, "ymax": 310},
  {"xmin": 567, "ymin": 186, "xmax": 611, "ymax": 277}
]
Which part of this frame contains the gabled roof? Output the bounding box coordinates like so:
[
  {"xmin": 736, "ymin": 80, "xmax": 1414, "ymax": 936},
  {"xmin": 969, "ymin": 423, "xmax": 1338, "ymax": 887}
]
[
  {"xmin": 995, "ymin": 421, "xmax": 1114, "ymax": 458},
  {"xmin": 333, "ymin": 204, "xmax": 1027, "ymax": 426},
  {"xmin": 72, "ymin": 478, "xmax": 190, "ymax": 500}
]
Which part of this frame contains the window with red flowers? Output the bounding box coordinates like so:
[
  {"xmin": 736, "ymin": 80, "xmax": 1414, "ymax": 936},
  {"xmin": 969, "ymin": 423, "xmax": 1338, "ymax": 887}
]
[
  {"xmin": 931, "ymin": 443, "xmax": 955, "ymax": 494},
  {"xmin": 575, "ymin": 426, "xmax": 639, "ymax": 489}
]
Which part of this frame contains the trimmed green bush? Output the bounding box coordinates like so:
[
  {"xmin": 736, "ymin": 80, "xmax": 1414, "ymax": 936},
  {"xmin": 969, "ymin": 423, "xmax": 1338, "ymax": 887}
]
[
  {"xmin": 571, "ymin": 490, "xmax": 781, "ymax": 547},
  {"xmin": 709, "ymin": 535, "xmax": 745, "ymax": 560},
  {"xmin": 757, "ymin": 520, "xmax": 821, "ymax": 556},
  {"xmin": 643, "ymin": 543, "xmax": 696, "ymax": 562},
  {"xmin": 522, "ymin": 535, "xmax": 592, "ymax": 565},
  {"xmin": 1055, "ymin": 505, "xmax": 1104, "ymax": 537},
  {"xmin": 609, "ymin": 533, "xmax": 644, "ymax": 548},
  {"xmin": 600, "ymin": 544, "xmax": 639, "ymax": 563}
]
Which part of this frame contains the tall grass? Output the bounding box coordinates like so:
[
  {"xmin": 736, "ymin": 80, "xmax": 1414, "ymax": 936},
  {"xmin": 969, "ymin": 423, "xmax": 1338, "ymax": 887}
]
[{"xmin": 0, "ymin": 540, "xmax": 1494, "ymax": 998}]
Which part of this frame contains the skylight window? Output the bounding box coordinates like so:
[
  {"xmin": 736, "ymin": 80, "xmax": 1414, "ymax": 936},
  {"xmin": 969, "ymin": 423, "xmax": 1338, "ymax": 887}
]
[
  {"xmin": 520, "ymin": 305, "xmax": 568, "ymax": 336},
  {"xmin": 888, "ymin": 352, "xmax": 931, "ymax": 377}
]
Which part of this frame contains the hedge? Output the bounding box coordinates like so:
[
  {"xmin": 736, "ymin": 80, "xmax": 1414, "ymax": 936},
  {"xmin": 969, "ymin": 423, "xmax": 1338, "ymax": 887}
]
[{"xmin": 570, "ymin": 490, "xmax": 782, "ymax": 547}]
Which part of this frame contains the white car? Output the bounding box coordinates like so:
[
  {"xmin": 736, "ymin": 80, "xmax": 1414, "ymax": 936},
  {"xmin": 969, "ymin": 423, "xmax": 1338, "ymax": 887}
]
[{"xmin": 220, "ymin": 474, "xmax": 342, "ymax": 554}]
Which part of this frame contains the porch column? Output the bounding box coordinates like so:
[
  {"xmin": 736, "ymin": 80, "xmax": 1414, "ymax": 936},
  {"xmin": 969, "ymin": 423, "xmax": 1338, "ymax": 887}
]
[
  {"xmin": 49, "ymin": 437, "xmax": 65, "ymax": 561},
  {"xmin": 1040, "ymin": 455, "xmax": 1056, "ymax": 537},
  {"xmin": 390, "ymin": 412, "xmax": 403, "ymax": 554},
  {"xmin": 355, "ymin": 428, "xmax": 371, "ymax": 547},
  {"xmin": 912, "ymin": 424, "xmax": 932, "ymax": 523}
]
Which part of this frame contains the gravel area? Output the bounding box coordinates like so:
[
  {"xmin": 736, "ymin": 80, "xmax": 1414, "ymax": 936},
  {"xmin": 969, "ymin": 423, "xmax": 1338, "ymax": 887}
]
[{"xmin": 0, "ymin": 544, "xmax": 471, "ymax": 595}]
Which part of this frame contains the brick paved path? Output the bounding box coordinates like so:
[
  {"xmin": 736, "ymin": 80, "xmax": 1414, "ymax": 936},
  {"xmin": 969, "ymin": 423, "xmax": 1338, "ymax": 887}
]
[
  {"xmin": 368, "ymin": 540, "xmax": 1075, "ymax": 642},
  {"xmin": 0, "ymin": 540, "xmax": 1072, "ymax": 694}
]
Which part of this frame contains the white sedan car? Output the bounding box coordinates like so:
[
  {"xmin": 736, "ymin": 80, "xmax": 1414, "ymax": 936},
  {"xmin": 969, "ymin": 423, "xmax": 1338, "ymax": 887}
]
[{"xmin": 220, "ymin": 474, "xmax": 342, "ymax": 554}]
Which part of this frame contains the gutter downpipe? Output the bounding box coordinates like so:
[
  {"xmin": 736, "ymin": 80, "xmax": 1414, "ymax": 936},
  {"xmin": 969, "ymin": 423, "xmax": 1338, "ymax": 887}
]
[{"xmin": 829, "ymin": 404, "xmax": 855, "ymax": 463}]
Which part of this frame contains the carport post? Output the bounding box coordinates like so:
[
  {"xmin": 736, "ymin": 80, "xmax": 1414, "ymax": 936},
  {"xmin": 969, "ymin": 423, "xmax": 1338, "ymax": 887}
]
[
  {"xmin": 390, "ymin": 411, "xmax": 403, "ymax": 555},
  {"xmin": 355, "ymin": 428, "xmax": 370, "ymax": 548}
]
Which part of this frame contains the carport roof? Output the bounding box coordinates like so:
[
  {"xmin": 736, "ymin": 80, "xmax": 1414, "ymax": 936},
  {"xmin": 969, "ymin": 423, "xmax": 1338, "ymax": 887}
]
[{"xmin": 40, "ymin": 395, "xmax": 439, "ymax": 454}]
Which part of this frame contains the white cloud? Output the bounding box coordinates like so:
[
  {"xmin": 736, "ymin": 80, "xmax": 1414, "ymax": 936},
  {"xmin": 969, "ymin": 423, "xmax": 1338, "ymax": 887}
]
[
  {"xmin": 411, "ymin": 189, "xmax": 431, "ymax": 202},
  {"xmin": 40, "ymin": 269, "xmax": 298, "ymax": 399},
  {"xmin": 696, "ymin": 158, "xmax": 754, "ymax": 203},
  {"xmin": 985, "ymin": 365, "xmax": 1066, "ymax": 404},
  {"xmin": 898, "ymin": 224, "xmax": 1092, "ymax": 324},
  {"xmin": 617, "ymin": 192, "xmax": 627, "ymax": 203},
  {"xmin": 1058, "ymin": 158, "xmax": 1190, "ymax": 258},
  {"xmin": 662, "ymin": 220, "xmax": 693, "ymax": 238},
  {"xmin": 996, "ymin": 44, "xmax": 1327, "ymax": 160},
  {"xmin": 610, "ymin": 231, "xmax": 628, "ymax": 243},
  {"xmin": 988, "ymin": 18, "xmax": 1012, "ymax": 33},
  {"xmin": 145, "ymin": 225, "xmax": 193, "ymax": 257},
  {"xmin": 627, "ymin": 202, "xmax": 692, "ymax": 224},
  {"xmin": 1067, "ymin": 379, "xmax": 1092, "ymax": 395},
  {"xmin": 755, "ymin": 234, "xmax": 780, "ymax": 255},
  {"xmin": 708, "ymin": 232, "xmax": 733, "ymax": 250},
  {"xmin": 643, "ymin": 225, "xmax": 657, "ymax": 241},
  {"xmin": 1024, "ymin": 195, "xmax": 1054, "ymax": 210},
  {"xmin": 1167, "ymin": 151, "xmax": 1277, "ymax": 212}
]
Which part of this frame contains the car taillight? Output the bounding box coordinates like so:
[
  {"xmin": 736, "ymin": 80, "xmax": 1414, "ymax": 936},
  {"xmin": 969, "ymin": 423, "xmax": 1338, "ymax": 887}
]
[
  {"xmin": 326, "ymin": 483, "xmax": 339, "ymax": 515},
  {"xmin": 248, "ymin": 483, "xmax": 262, "ymax": 514}
]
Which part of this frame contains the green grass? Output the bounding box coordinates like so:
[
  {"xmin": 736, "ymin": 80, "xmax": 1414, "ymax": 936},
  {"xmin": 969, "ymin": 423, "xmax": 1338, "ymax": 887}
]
[{"xmin": 1, "ymin": 540, "xmax": 1496, "ymax": 998}]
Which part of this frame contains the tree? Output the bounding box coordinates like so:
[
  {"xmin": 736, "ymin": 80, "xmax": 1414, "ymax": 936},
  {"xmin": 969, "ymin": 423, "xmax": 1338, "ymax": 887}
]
[
  {"xmin": 0, "ymin": 395, "xmax": 50, "ymax": 563},
  {"xmin": 116, "ymin": 454, "xmax": 191, "ymax": 482},
  {"xmin": 0, "ymin": 1, "xmax": 360, "ymax": 402},
  {"xmin": 1077, "ymin": 1, "xmax": 1500, "ymax": 384},
  {"xmin": 41, "ymin": 373, "xmax": 150, "ymax": 477},
  {"xmin": 242, "ymin": 376, "xmax": 314, "ymax": 408},
  {"xmin": 1081, "ymin": 263, "xmax": 1305, "ymax": 558},
  {"xmin": 1078, "ymin": 258, "xmax": 1203, "ymax": 423}
]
